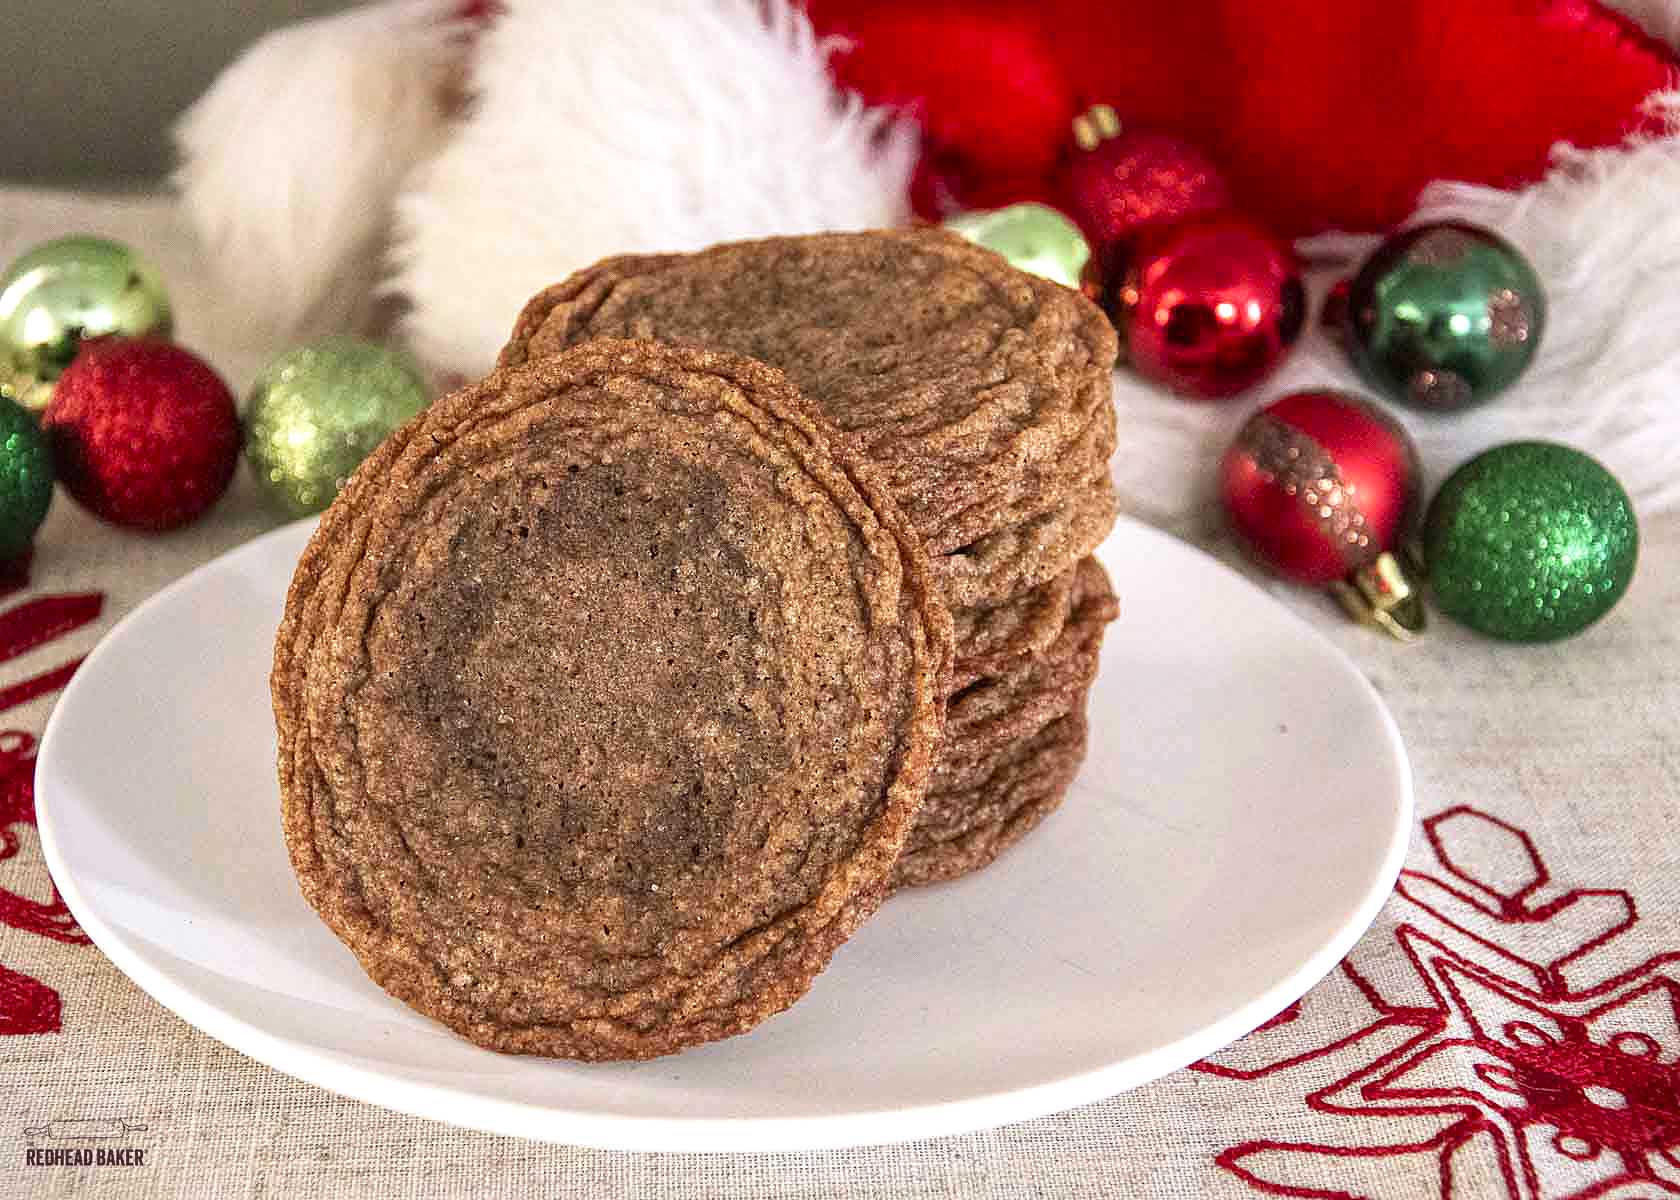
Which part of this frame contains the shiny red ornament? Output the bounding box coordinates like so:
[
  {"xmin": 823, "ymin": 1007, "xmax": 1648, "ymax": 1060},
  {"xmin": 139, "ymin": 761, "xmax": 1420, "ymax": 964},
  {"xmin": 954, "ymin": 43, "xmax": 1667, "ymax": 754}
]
[
  {"xmin": 44, "ymin": 338, "xmax": 240, "ymax": 532},
  {"xmin": 1087, "ymin": 212, "xmax": 1304, "ymax": 399},
  {"xmin": 805, "ymin": 0, "xmax": 1677, "ymax": 237},
  {"xmin": 1056, "ymin": 107, "xmax": 1230, "ymax": 252},
  {"xmin": 1220, "ymin": 390, "xmax": 1420, "ymax": 587}
]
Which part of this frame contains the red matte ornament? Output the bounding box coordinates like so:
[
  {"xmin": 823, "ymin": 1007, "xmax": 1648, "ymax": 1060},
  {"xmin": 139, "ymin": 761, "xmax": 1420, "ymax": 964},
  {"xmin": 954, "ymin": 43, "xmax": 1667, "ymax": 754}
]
[
  {"xmin": 804, "ymin": 0, "xmax": 1679, "ymax": 236},
  {"xmin": 1221, "ymin": 390, "xmax": 1420, "ymax": 587},
  {"xmin": 1056, "ymin": 105, "xmax": 1230, "ymax": 252},
  {"xmin": 1087, "ymin": 212, "xmax": 1304, "ymax": 399},
  {"xmin": 44, "ymin": 338, "xmax": 240, "ymax": 532}
]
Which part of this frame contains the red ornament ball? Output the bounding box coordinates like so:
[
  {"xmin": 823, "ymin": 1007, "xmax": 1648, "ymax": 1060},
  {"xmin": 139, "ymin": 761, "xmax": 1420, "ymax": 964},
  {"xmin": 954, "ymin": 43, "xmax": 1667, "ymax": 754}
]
[
  {"xmin": 1056, "ymin": 112, "xmax": 1231, "ymax": 252},
  {"xmin": 44, "ymin": 338, "xmax": 240, "ymax": 531},
  {"xmin": 1221, "ymin": 390, "xmax": 1420, "ymax": 586},
  {"xmin": 1088, "ymin": 212, "xmax": 1305, "ymax": 400}
]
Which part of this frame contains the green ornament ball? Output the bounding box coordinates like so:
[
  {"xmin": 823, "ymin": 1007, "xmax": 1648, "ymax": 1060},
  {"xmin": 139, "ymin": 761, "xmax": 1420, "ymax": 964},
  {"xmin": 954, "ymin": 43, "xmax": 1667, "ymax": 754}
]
[
  {"xmin": 0, "ymin": 234, "xmax": 173, "ymax": 411},
  {"xmin": 244, "ymin": 337, "xmax": 430, "ymax": 518},
  {"xmin": 1344, "ymin": 221, "xmax": 1544, "ymax": 413},
  {"xmin": 1424, "ymin": 442, "xmax": 1636, "ymax": 642},
  {"xmin": 0, "ymin": 395, "xmax": 54, "ymax": 559},
  {"xmin": 943, "ymin": 203, "xmax": 1091, "ymax": 289}
]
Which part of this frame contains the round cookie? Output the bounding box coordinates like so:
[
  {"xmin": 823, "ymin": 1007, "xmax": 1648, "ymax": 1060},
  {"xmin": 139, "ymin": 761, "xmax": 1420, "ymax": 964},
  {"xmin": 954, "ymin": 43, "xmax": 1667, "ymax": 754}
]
[
  {"xmin": 497, "ymin": 229, "xmax": 1119, "ymax": 567},
  {"xmin": 273, "ymin": 339, "xmax": 953, "ymax": 1061}
]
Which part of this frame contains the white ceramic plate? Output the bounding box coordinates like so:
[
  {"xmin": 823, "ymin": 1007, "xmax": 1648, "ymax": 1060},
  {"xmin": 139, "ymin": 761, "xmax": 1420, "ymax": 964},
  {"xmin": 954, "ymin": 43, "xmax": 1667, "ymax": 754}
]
[{"xmin": 36, "ymin": 516, "xmax": 1410, "ymax": 1151}]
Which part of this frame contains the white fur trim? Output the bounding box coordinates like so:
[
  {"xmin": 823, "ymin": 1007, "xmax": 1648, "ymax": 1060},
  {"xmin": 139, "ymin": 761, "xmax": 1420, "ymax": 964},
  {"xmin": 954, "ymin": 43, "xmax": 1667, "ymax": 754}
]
[
  {"xmin": 173, "ymin": 0, "xmax": 470, "ymax": 341},
  {"xmin": 388, "ymin": 0, "xmax": 916, "ymax": 376}
]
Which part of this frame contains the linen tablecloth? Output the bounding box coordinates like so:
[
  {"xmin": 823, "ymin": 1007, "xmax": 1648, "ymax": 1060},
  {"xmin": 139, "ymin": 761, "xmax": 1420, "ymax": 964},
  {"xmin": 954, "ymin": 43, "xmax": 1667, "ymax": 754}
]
[{"xmin": 2, "ymin": 187, "xmax": 1676, "ymax": 1200}]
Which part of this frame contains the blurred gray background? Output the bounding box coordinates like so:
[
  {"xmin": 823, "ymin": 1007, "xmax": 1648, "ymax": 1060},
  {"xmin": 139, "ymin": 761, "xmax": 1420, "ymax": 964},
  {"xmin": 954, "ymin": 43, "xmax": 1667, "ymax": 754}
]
[{"xmin": 1, "ymin": 0, "xmax": 356, "ymax": 184}]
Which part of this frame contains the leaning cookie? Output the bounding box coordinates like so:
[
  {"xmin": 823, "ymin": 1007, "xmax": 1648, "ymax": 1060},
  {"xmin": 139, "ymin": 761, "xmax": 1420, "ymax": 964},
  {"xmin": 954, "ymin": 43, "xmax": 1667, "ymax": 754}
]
[{"xmin": 273, "ymin": 339, "xmax": 952, "ymax": 1061}]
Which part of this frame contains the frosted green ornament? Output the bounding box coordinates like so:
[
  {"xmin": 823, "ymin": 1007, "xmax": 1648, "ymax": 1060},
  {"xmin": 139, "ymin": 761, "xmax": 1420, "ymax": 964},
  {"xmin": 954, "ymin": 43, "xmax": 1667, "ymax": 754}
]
[
  {"xmin": 244, "ymin": 337, "xmax": 430, "ymax": 518},
  {"xmin": 943, "ymin": 203, "xmax": 1091, "ymax": 289},
  {"xmin": 1424, "ymin": 442, "xmax": 1636, "ymax": 642},
  {"xmin": 0, "ymin": 235, "xmax": 172, "ymax": 411}
]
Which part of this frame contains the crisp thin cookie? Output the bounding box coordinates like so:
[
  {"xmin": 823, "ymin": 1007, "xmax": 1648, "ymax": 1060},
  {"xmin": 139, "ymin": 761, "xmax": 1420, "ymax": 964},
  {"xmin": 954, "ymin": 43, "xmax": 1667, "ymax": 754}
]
[{"xmin": 273, "ymin": 340, "xmax": 952, "ymax": 1061}]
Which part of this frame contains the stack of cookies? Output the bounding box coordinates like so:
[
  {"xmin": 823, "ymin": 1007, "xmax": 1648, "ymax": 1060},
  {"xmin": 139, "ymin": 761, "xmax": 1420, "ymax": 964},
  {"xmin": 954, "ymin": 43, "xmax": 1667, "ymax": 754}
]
[
  {"xmin": 274, "ymin": 230, "xmax": 1119, "ymax": 1062},
  {"xmin": 498, "ymin": 229, "xmax": 1121, "ymax": 888}
]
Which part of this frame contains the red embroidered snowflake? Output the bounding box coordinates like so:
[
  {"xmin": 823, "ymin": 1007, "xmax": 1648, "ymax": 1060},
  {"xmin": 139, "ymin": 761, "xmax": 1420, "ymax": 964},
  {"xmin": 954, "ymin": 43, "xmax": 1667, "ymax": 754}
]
[
  {"xmin": 1195, "ymin": 807, "xmax": 1680, "ymax": 1199},
  {"xmin": 0, "ymin": 582, "xmax": 104, "ymax": 1035}
]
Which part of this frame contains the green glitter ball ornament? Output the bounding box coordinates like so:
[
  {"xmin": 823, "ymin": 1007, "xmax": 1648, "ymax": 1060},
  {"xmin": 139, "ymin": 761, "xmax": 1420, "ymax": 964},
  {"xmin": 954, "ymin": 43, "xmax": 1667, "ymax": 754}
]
[
  {"xmin": 244, "ymin": 337, "xmax": 430, "ymax": 518},
  {"xmin": 0, "ymin": 395, "xmax": 54, "ymax": 559},
  {"xmin": 942, "ymin": 203, "xmax": 1091, "ymax": 290},
  {"xmin": 1342, "ymin": 221, "xmax": 1544, "ymax": 413},
  {"xmin": 1424, "ymin": 442, "xmax": 1636, "ymax": 642},
  {"xmin": 0, "ymin": 235, "xmax": 172, "ymax": 411}
]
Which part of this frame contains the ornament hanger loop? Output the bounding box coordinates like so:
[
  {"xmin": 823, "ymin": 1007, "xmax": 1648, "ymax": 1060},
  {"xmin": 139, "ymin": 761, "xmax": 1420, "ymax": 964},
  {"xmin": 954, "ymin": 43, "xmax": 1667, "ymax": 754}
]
[{"xmin": 1329, "ymin": 551, "xmax": 1427, "ymax": 643}]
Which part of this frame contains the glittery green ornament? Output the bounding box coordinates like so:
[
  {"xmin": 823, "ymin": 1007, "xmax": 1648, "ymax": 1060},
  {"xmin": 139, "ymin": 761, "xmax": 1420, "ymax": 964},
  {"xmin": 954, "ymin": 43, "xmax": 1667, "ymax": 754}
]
[
  {"xmin": 0, "ymin": 395, "xmax": 54, "ymax": 559},
  {"xmin": 1424, "ymin": 442, "xmax": 1636, "ymax": 642},
  {"xmin": 1343, "ymin": 221, "xmax": 1544, "ymax": 412},
  {"xmin": 0, "ymin": 235, "xmax": 173, "ymax": 411},
  {"xmin": 943, "ymin": 203, "xmax": 1091, "ymax": 289},
  {"xmin": 244, "ymin": 337, "xmax": 430, "ymax": 518}
]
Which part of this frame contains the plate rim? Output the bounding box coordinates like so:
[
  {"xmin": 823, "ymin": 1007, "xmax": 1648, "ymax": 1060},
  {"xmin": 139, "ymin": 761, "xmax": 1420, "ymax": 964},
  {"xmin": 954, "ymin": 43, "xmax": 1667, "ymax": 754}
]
[{"xmin": 34, "ymin": 515, "xmax": 1413, "ymax": 1152}]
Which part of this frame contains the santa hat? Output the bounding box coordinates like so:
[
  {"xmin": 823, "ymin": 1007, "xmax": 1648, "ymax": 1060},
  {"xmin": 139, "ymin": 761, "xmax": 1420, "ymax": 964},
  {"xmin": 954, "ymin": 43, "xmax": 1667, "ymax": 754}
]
[{"xmin": 173, "ymin": 0, "xmax": 1680, "ymax": 521}]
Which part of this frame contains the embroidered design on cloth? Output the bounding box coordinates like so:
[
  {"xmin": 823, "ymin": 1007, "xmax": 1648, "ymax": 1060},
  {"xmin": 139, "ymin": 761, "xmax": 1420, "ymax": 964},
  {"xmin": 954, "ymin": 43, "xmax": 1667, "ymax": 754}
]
[
  {"xmin": 0, "ymin": 574, "xmax": 103, "ymax": 1036},
  {"xmin": 1195, "ymin": 806, "xmax": 1680, "ymax": 1199}
]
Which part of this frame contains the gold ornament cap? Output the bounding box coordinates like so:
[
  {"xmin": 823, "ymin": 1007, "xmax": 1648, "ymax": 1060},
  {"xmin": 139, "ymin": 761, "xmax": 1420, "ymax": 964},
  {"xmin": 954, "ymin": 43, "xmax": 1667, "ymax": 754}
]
[
  {"xmin": 1071, "ymin": 104, "xmax": 1124, "ymax": 151},
  {"xmin": 1329, "ymin": 550, "xmax": 1427, "ymax": 642}
]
